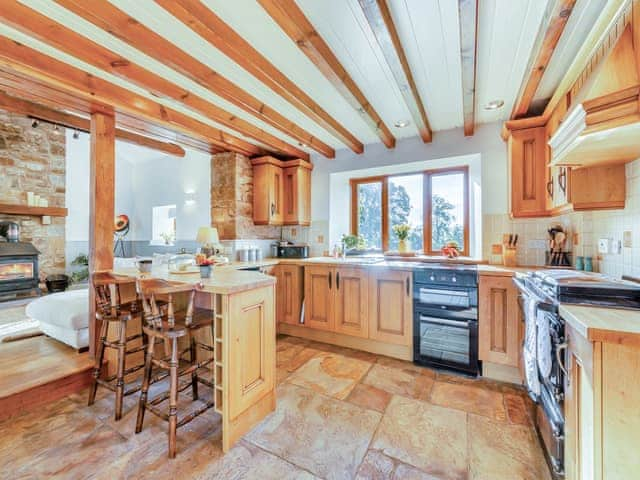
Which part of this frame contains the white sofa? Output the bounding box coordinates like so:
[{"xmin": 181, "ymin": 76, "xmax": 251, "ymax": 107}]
[{"xmin": 26, "ymin": 289, "xmax": 89, "ymax": 349}]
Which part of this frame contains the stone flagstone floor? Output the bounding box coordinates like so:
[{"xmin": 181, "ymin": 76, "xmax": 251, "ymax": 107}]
[{"xmin": 0, "ymin": 335, "xmax": 551, "ymax": 479}]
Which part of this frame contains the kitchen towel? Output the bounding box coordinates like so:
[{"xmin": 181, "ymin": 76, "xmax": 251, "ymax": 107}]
[
  {"xmin": 537, "ymin": 309, "xmax": 552, "ymax": 380},
  {"xmin": 523, "ymin": 295, "xmax": 541, "ymax": 397}
]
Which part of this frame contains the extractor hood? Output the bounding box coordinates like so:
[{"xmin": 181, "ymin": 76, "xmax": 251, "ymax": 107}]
[{"xmin": 549, "ymin": 25, "xmax": 640, "ymax": 168}]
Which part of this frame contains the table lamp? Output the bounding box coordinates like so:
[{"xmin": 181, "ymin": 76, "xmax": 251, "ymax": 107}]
[{"xmin": 196, "ymin": 226, "xmax": 220, "ymax": 257}]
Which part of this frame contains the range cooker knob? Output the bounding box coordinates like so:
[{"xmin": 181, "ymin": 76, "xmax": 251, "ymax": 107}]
[
  {"xmin": 452, "ymin": 276, "xmax": 457, "ymax": 283},
  {"xmin": 429, "ymin": 275, "xmax": 435, "ymax": 281}
]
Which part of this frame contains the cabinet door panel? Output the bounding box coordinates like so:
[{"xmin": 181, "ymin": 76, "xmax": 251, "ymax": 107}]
[
  {"xmin": 334, "ymin": 267, "xmax": 368, "ymax": 338},
  {"xmin": 227, "ymin": 286, "xmax": 275, "ymax": 420},
  {"xmin": 368, "ymin": 270, "xmax": 412, "ymax": 346},
  {"xmin": 277, "ymin": 265, "xmax": 303, "ymax": 325},
  {"xmin": 510, "ymin": 126, "xmax": 549, "ymax": 217},
  {"xmin": 304, "ymin": 266, "xmax": 334, "ymax": 331},
  {"xmin": 479, "ymin": 276, "xmax": 519, "ymax": 367}
]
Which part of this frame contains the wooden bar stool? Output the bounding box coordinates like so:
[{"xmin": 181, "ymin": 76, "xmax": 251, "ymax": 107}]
[
  {"xmin": 135, "ymin": 278, "xmax": 215, "ymax": 458},
  {"xmin": 88, "ymin": 271, "xmax": 149, "ymax": 421}
]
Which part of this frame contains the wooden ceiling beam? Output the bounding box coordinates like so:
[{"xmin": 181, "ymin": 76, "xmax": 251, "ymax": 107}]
[
  {"xmin": 357, "ymin": 0, "xmax": 432, "ymax": 143},
  {"xmin": 53, "ymin": 0, "xmax": 335, "ymax": 158},
  {"xmin": 0, "ymin": 68, "xmax": 217, "ymax": 154},
  {"xmin": 0, "ymin": 90, "xmax": 186, "ymax": 157},
  {"xmin": 458, "ymin": 0, "xmax": 478, "ymax": 136},
  {"xmin": 157, "ymin": 0, "xmax": 361, "ymax": 156},
  {"xmin": 0, "ymin": 2, "xmax": 306, "ymax": 160},
  {"xmin": 0, "ymin": 34, "xmax": 262, "ymax": 158},
  {"xmin": 258, "ymin": 0, "xmax": 394, "ymax": 149},
  {"xmin": 511, "ymin": 0, "xmax": 577, "ymax": 119}
]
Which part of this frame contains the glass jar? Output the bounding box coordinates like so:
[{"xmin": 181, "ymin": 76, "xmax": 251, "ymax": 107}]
[{"xmin": 168, "ymin": 253, "xmax": 197, "ymax": 273}]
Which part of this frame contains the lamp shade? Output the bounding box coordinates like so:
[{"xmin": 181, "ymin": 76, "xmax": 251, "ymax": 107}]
[{"xmin": 196, "ymin": 226, "xmax": 219, "ymax": 245}]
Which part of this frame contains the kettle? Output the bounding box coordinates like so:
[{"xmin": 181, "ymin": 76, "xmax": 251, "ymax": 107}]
[{"xmin": 0, "ymin": 221, "xmax": 19, "ymax": 242}]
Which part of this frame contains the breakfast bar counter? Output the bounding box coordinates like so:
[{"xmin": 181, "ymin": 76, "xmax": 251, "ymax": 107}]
[{"xmin": 116, "ymin": 266, "xmax": 276, "ymax": 452}]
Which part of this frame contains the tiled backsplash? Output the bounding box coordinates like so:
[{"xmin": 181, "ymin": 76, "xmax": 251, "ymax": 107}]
[
  {"xmin": 589, "ymin": 159, "xmax": 640, "ymax": 279},
  {"xmin": 482, "ymin": 213, "xmax": 576, "ymax": 267}
]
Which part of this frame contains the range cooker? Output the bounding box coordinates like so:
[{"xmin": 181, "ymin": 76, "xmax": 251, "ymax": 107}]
[
  {"xmin": 514, "ymin": 269, "xmax": 640, "ymax": 479},
  {"xmin": 413, "ymin": 264, "xmax": 479, "ymax": 376}
]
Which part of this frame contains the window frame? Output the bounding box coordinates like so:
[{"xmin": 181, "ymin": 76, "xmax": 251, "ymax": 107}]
[{"xmin": 350, "ymin": 166, "xmax": 469, "ymax": 255}]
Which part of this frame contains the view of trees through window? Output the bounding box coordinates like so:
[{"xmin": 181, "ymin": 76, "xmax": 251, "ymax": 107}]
[
  {"xmin": 357, "ymin": 182, "xmax": 382, "ymax": 250},
  {"xmin": 353, "ymin": 169, "xmax": 466, "ymax": 253}
]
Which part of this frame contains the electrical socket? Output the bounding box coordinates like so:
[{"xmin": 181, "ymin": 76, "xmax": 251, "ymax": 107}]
[{"xmin": 624, "ymin": 231, "xmax": 632, "ymax": 248}]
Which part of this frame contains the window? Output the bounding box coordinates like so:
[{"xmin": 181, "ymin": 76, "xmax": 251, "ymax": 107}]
[
  {"xmin": 350, "ymin": 167, "xmax": 468, "ymax": 254},
  {"xmin": 150, "ymin": 204, "xmax": 176, "ymax": 246}
]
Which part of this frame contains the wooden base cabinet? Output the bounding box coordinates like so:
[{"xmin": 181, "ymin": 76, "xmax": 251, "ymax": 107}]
[
  {"xmin": 368, "ymin": 270, "xmax": 412, "ymax": 346},
  {"xmin": 478, "ymin": 275, "xmax": 520, "ymax": 367},
  {"xmin": 564, "ymin": 322, "xmax": 640, "ymax": 479},
  {"xmin": 334, "ymin": 267, "xmax": 369, "ymax": 339},
  {"xmin": 275, "ymin": 265, "xmax": 303, "ymax": 326},
  {"xmin": 304, "ymin": 265, "xmax": 369, "ymax": 338}
]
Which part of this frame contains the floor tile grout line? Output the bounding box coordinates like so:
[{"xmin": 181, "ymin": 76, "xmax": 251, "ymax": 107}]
[{"xmin": 242, "ymin": 439, "xmax": 325, "ymax": 479}]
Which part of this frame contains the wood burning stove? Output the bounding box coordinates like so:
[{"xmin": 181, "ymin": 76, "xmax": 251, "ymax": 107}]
[{"xmin": 0, "ymin": 242, "xmax": 40, "ymax": 297}]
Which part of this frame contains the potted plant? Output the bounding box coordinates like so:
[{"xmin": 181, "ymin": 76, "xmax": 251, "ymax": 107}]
[
  {"xmin": 392, "ymin": 224, "xmax": 411, "ymax": 253},
  {"xmin": 197, "ymin": 258, "xmax": 214, "ymax": 278}
]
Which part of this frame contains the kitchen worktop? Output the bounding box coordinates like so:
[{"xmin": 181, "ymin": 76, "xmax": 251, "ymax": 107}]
[
  {"xmin": 115, "ymin": 265, "xmax": 275, "ymax": 295},
  {"xmin": 560, "ymin": 304, "xmax": 640, "ymax": 345}
]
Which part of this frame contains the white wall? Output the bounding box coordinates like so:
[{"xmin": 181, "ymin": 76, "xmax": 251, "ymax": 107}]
[
  {"xmin": 65, "ymin": 130, "xmax": 210, "ymax": 242},
  {"xmin": 308, "ymin": 122, "xmax": 508, "ymax": 256}
]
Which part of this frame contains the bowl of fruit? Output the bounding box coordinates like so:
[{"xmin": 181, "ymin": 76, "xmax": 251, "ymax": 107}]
[{"xmin": 441, "ymin": 241, "xmax": 460, "ymax": 259}]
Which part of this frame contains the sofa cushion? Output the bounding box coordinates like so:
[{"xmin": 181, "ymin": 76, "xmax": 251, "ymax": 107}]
[{"xmin": 26, "ymin": 289, "xmax": 88, "ymax": 330}]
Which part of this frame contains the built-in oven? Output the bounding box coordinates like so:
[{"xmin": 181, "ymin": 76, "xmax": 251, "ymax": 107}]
[{"xmin": 413, "ymin": 266, "xmax": 479, "ymax": 375}]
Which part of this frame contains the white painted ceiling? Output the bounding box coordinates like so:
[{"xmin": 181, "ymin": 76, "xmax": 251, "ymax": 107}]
[{"xmin": 5, "ymin": 0, "xmax": 609, "ymax": 156}]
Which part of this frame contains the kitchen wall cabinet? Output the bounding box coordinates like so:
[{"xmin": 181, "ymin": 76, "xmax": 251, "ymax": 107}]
[
  {"xmin": 505, "ymin": 110, "xmax": 626, "ymax": 217},
  {"xmin": 368, "ymin": 270, "xmax": 412, "ymax": 346},
  {"xmin": 252, "ymin": 159, "xmax": 283, "ymax": 225},
  {"xmin": 252, "ymin": 156, "xmax": 312, "ymax": 226},
  {"xmin": 563, "ymin": 319, "xmax": 640, "ymax": 480},
  {"xmin": 507, "ymin": 125, "xmax": 550, "ymax": 218},
  {"xmin": 478, "ymin": 275, "xmax": 520, "ymax": 368},
  {"xmin": 275, "ymin": 264, "xmax": 303, "ymax": 326},
  {"xmin": 283, "ymin": 165, "xmax": 312, "ymax": 226}
]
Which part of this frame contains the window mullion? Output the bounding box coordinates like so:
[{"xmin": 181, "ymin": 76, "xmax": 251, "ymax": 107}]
[
  {"xmin": 423, "ymin": 172, "xmax": 431, "ymax": 254},
  {"xmin": 381, "ymin": 177, "xmax": 389, "ymax": 252}
]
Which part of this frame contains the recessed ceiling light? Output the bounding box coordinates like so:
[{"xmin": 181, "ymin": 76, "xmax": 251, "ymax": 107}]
[
  {"xmin": 297, "ymin": 142, "xmax": 307, "ymax": 148},
  {"xmin": 394, "ymin": 120, "xmax": 410, "ymax": 128},
  {"xmin": 484, "ymin": 99, "xmax": 505, "ymax": 110}
]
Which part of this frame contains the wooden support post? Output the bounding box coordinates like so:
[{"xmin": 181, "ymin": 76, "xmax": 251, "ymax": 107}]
[{"xmin": 88, "ymin": 112, "xmax": 115, "ymax": 357}]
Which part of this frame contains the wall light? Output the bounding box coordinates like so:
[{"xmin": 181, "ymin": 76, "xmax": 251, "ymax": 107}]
[{"xmin": 184, "ymin": 190, "xmax": 196, "ymax": 206}]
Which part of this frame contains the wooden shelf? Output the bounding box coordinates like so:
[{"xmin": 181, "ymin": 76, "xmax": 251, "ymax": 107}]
[{"xmin": 0, "ymin": 203, "xmax": 68, "ymax": 217}]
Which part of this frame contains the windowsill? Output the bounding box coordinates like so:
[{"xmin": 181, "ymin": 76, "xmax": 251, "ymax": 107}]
[{"xmin": 149, "ymin": 241, "xmax": 175, "ymax": 247}]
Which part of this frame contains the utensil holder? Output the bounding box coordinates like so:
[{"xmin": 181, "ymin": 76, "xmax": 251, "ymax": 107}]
[{"xmin": 502, "ymin": 247, "xmax": 517, "ymax": 267}]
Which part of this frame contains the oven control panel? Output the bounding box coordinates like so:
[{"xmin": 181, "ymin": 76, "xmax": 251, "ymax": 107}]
[{"xmin": 413, "ymin": 268, "xmax": 477, "ymax": 287}]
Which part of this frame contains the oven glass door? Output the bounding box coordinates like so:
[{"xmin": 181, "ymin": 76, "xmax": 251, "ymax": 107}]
[
  {"xmin": 415, "ymin": 308, "xmax": 478, "ymax": 373},
  {"xmin": 417, "ymin": 287, "xmax": 471, "ymax": 309}
]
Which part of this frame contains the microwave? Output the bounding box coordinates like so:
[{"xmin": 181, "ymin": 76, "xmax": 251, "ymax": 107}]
[{"xmin": 277, "ymin": 244, "xmax": 309, "ymax": 259}]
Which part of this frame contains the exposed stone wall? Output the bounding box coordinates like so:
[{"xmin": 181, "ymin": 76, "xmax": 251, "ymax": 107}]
[
  {"xmin": 211, "ymin": 152, "xmax": 280, "ymax": 240},
  {"xmin": 0, "ymin": 110, "xmax": 66, "ymax": 281}
]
